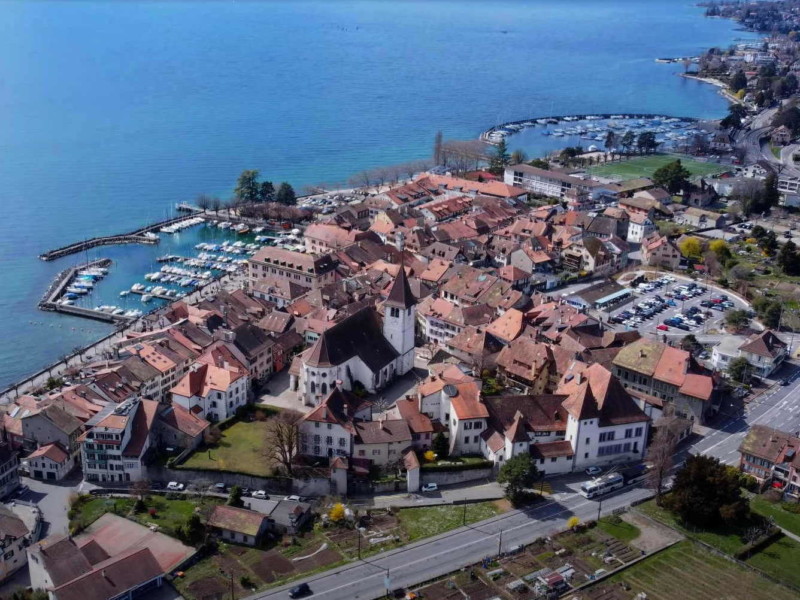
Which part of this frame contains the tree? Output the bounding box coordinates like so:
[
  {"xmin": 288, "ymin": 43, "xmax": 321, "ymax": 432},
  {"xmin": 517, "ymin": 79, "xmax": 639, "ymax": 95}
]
[
  {"xmin": 566, "ymin": 516, "xmax": 581, "ymax": 530},
  {"xmin": 328, "ymin": 503, "xmax": 345, "ymax": 523},
  {"xmin": 423, "ymin": 450, "xmax": 435, "ymax": 462},
  {"xmin": 758, "ymin": 230, "xmax": 778, "ymax": 256},
  {"xmin": 636, "ymin": 131, "xmax": 658, "ymax": 154},
  {"xmin": 728, "ymin": 356, "xmax": 751, "ymax": 383},
  {"xmin": 678, "ymin": 236, "xmax": 703, "ymax": 260},
  {"xmin": 664, "ymin": 454, "xmax": 749, "ymax": 526},
  {"xmin": 131, "ymin": 479, "xmax": 151, "ymax": 501},
  {"xmin": 750, "ymin": 224, "xmax": 767, "ymax": 240},
  {"xmin": 646, "ymin": 422, "xmax": 679, "ymax": 506},
  {"xmin": 433, "ymin": 130, "xmax": 443, "ymax": 165},
  {"xmin": 210, "ymin": 196, "xmax": 222, "ymax": 215},
  {"xmin": 529, "ymin": 158, "xmax": 549, "ymax": 169},
  {"xmin": 772, "ymin": 106, "xmax": 800, "ymax": 136},
  {"xmin": 729, "ymin": 70, "xmax": 747, "ymax": 93},
  {"xmin": 432, "ymin": 432, "xmax": 449, "ymax": 459},
  {"xmin": 708, "ymin": 239, "xmax": 731, "ymax": 261},
  {"xmin": 764, "ymin": 172, "xmax": 780, "ymax": 209},
  {"xmin": 680, "ymin": 334, "xmax": 699, "ymax": 352},
  {"xmin": 275, "ymin": 182, "xmax": 297, "ymax": 206},
  {"xmin": 720, "ymin": 102, "xmax": 747, "ymax": 130},
  {"xmin": 778, "ymin": 240, "xmax": 800, "ymax": 275},
  {"xmin": 227, "ymin": 485, "xmax": 244, "ymax": 507},
  {"xmin": 497, "ymin": 454, "xmax": 538, "ymax": 503},
  {"xmin": 258, "ymin": 180, "xmax": 275, "ymax": 203},
  {"xmin": 488, "ymin": 139, "xmax": 510, "ymax": 175},
  {"xmin": 652, "ymin": 159, "xmax": 691, "ymax": 194},
  {"xmin": 510, "ymin": 149, "xmax": 528, "ymax": 165},
  {"xmin": 196, "ymin": 194, "xmax": 212, "ymax": 212},
  {"xmin": 184, "ymin": 513, "xmax": 205, "ymax": 546},
  {"xmin": 725, "ymin": 309, "xmax": 751, "ymax": 330},
  {"xmin": 264, "ymin": 411, "xmax": 302, "ymax": 475},
  {"xmin": 621, "ymin": 131, "xmax": 635, "ymax": 154},
  {"xmin": 234, "ymin": 170, "xmax": 261, "ymax": 204},
  {"xmin": 604, "ymin": 130, "xmax": 617, "ymax": 151}
]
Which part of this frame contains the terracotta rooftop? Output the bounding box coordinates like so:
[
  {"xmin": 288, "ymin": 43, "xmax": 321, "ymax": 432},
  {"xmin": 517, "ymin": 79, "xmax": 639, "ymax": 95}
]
[{"xmin": 207, "ymin": 505, "xmax": 267, "ymax": 537}]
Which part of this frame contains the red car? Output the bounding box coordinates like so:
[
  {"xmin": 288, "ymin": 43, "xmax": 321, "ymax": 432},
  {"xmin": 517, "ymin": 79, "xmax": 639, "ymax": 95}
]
[{"xmin": 656, "ymin": 324, "xmax": 669, "ymax": 331}]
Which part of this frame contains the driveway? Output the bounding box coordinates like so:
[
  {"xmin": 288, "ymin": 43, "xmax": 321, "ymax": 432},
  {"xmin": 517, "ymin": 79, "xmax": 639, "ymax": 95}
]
[{"xmin": 16, "ymin": 473, "xmax": 83, "ymax": 537}]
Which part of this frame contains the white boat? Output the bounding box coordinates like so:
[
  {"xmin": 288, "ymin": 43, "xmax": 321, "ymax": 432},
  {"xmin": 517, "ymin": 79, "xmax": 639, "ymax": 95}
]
[
  {"xmin": 119, "ymin": 291, "xmax": 129, "ymax": 297},
  {"xmin": 141, "ymin": 294, "xmax": 153, "ymax": 303}
]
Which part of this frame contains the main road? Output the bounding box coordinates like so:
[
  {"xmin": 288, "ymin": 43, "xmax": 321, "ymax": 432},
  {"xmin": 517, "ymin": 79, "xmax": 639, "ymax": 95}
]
[
  {"xmin": 250, "ymin": 364, "xmax": 800, "ymax": 600},
  {"xmin": 249, "ymin": 485, "xmax": 651, "ymax": 600}
]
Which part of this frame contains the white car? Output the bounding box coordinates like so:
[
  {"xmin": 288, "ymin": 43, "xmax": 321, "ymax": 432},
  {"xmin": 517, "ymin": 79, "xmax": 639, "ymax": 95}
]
[
  {"xmin": 421, "ymin": 483, "xmax": 439, "ymax": 493},
  {"xmin": 167, "ymin": 481, "xmax": 184, "ymax": 491},
  {"xmin": 251, "ymin": 490, "xmax": 268, "ymax": 499},
  {"xmin": 283, "ymin": 495, "xmax": 302, "ymax": 502},
  {"xmin": 585, "ymin": 466, "xmax": 603, "ymax": 476}
]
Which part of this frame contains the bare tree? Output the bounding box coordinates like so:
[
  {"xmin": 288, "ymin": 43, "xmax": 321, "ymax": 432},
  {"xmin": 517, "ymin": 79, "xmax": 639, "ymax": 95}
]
[
  {"xmin": 196, "ymin": 194, "xmax": 212, "ymax": 212},
  {"xmin": 210, "ymin": 196, "xmax": 222, "ymax": 215},
  {"xmin": 349, "ymin": 171, "xmax": 373, "ymax": 193},
  {"xmin": 204, "ymin": 425, "xmax": 222, "ymax": 446},
  {"xmin": 645, "ymin": 420, "xmax": 679, "ymax": 506},
  {"xmin": 264, "ymin": 411, "xmax": 303, "ymax": 476},
  {"xmin": 131, "ymin": 478, "xmax": 151, "ymax": 500}
]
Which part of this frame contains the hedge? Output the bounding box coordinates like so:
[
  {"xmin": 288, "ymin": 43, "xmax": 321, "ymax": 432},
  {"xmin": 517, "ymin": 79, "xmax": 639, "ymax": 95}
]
[{"xmin": 733, "ymin": 527, "xmax": 783, "ymax": 560}]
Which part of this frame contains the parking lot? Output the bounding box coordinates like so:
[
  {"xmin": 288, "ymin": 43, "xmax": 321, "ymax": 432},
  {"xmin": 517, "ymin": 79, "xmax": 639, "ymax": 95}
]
[{"xmin": 605, "ymin": 274, "xmax": 751, "ymax": 340}]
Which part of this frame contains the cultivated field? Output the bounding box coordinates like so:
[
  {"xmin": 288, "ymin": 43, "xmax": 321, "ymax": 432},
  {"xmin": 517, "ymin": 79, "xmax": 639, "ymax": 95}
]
[{"xmin": 601, "ymin": 541, "xmax": 798, "ymax": 600}]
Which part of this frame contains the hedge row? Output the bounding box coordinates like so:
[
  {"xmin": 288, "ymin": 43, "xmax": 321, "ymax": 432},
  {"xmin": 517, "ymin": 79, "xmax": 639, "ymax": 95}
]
[{"xmin": 733, "ymin": 527, "xmax": 783, "ymax": 560}]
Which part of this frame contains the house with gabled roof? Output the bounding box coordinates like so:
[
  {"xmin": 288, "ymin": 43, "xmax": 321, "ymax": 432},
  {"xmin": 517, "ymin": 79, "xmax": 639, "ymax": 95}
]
[
  {"xmin": 26, "ymin": 442, "xmax": 73, "ymax": 481},
  {"xmin": 298, "ymin": 387, "xmax": 371, "ymax": 459},
  {"xmin": 738, "ymin": 330, "xmax": 788, "ymax": 377},
  {"xmin": 207, "ymin": 505, "xmax": 269, "ymax": 547}
]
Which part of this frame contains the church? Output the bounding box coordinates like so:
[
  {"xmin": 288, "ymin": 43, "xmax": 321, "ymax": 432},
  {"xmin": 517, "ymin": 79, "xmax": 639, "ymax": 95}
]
[{"xmin": 296, "ymin": 266, "xmax": 417, "ymax": 406}]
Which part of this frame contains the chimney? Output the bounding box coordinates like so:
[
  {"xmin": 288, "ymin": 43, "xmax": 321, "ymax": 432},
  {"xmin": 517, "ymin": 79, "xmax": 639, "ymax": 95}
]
[
  {"xmin": 639, "ymin": 349, "xmax": 645, "ymax": 358},
  {"xmin": 343, "ymin": 404, "xmax": 349, "ymax": 416},
  {"xmin": 554, "ymin": 410, "xmax": 561, "ymax": 421}
]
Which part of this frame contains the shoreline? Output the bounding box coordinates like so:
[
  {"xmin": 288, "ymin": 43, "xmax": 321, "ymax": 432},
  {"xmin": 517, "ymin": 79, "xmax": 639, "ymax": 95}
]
[
  {"xmin": 0, "ymin": 10, "xmax": 754, "ymax": 399},
  {"xmin": 679, "ymin": 72, "xmax": 741, "ymax": 105}
]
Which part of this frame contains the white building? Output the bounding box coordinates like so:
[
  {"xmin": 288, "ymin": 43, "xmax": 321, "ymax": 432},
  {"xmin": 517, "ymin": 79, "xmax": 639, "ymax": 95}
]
[
  {"xmin": 0, "ymin": 507, "xmax": 30, "ymax": 582},
  {"xmin": 80, "ymin": 399, "xmax": 158, "ymax": 483},
  {"xmin": 171, "ymin": 362, "xmax": 249, "ymax": 422},
  {"xmin": 26, "ymin": 443, "xmax": 74, "ymax": 481},
  {"xmin": 626, "ymin": 213, "xmax": 656, "ymax": 244},
  {"xmin": 296, "ymin": 266, "xmax": 416, "ymax": 406},
  {"xmin": 298, "ymin": 388, "xmax": 372, "ymax": 459}
]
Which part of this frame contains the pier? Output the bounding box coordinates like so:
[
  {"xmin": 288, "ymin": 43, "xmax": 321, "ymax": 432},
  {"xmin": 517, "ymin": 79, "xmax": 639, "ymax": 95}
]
[
  {"xmin": 38, "ymin": 215, "xmax": 195, "ymax": 262},
  {"xmin": 38, "ymin": 259, "xmax": 135, "ymax": 324}
]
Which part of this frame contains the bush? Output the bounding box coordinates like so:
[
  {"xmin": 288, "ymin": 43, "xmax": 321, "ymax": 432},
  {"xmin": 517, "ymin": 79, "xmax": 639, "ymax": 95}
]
[
  {"xmin": 133, "ymin": 498, "xmax": 146, "ymax": 513},
  {"xmin": 782, "ymin": 502, "xmax": 800, "ymax": 514},
  {"xmin": 240, "ymin": 575, "xmax": 254, "ymax": 588}
]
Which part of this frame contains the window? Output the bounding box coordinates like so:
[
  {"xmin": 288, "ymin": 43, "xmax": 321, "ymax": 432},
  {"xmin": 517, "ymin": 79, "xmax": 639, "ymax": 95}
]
[
  {"xmin": 315, "ymin": 422, "xmax": 320, "ymax": 428},
  {"xmin": 358, "ymin": 450, "xmax": 365, "ymax": 457},
  {"xmin": 551, "ymin": 457, "xmax": 557, "ymax": 463},
  {"xmin": 599, "ymin": 432, "xmax": 615, "ymax": 443},
  {"xmin": 372, "ymin": 449, "xmax": 380, "ymax": 456},
  {"xmin": 327, "ymin": 423, "xmax": 332, "ymax": 430},
  {"xmin": 390, "ymin": 307, "xmax": 400, "ymax": 318},
  {"xmin": 585, "ymin": 438, "xmax": 590, "ymax": 445},
  {"xmin": 338, "ymin": 438, "xmax": 346, "ymax": 447},
  {"xmin": 635, "ymin": 427, "xmax": 643, "ymax": 437},
  {"xmin": 326, "ymin": 436, "xmax": 333, "ymax": 445},
  {"xmin": 464, "ymin": 436, "xmax": 470, "ymax": 444},
  {"xmin": 474, "ymin": 422, "xmax": 482, "ymax": 430},
  {"xmin": 624, "ymin": 429, "xmax": 633, "ymax": 439},
  {"xmin": 3, "ymin": 550, "xmax": 13, "ymax": 560}
]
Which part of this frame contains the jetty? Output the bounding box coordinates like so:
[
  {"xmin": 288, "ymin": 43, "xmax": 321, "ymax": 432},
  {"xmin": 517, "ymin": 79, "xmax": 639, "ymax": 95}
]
[
  {"xmin": 38, "ymin": 215, "xmax": 194, "ymax": 262},
  {"xmin": 38, "ymin": 259, "xmax": 135, "ymax": 324}
]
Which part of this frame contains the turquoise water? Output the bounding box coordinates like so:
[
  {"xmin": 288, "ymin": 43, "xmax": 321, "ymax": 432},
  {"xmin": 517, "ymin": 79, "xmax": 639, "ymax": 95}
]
[{"xmin": 0, "ymin": 0, "xmax": 752, "ymax": 387}]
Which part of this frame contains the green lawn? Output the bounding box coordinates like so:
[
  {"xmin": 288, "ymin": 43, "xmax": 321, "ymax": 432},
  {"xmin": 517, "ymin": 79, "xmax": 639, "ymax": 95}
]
[
  {"xmin": 751, "ymin": 496, "xmax": 800, "ymax": 537},
  {"xmin": 604, "ymin": 540, "xmax": 798, "ymax": 600},
  {"xmin": 746, "ymin": 535, "xmax": 800, "ymax": 590},
  {"xmin": 588, "ymin": 153, "xmax": 728, "ymax": 181},
  {"xmin": 181, "ymin": 420, "xmax": 274, "ymax": 476},
  {"xmin": 397, "ymin": 501, "xmax": 505, "ymax": 541},
  {"xmin": 596, "ymin": 516, "xmax": 641, "ymax": 543},
  {"xmin": 636, "ymin": 499, "xmax": 746, "ymax": 554},
  {"xmin": 70, "ymin": 494, "xmax": 221, "ymax": 536}
]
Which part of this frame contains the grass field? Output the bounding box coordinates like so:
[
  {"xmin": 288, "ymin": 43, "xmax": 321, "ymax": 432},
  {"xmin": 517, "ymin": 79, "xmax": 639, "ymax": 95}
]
[
  {"xmin": 750, "ymin": 496, "xmax": 800, "ymax": 537},
  {"xmin": 397, "ymin": 501, "xmax": 506, "ymax": 541},
  {"xmin": 746, "ymin": 535, "xmax": 800, "ymax": 590},
  {"xmin": 596, "ymin": 516, "xmax": 641, "ymax": 543},
  {"xmin": 588, "ymin": 154, "xmax": 727, "ymax": 180},
  {"xmin": 606, "ymin": 541, "xmax": 798, "ymax": 600},
  {"xmin": 70, "ymin": 495, "xmax": 221, "ymax": 536},
  {"xmin": 181, "ymin": 420, "xmax": 274, "ymax": 476}
]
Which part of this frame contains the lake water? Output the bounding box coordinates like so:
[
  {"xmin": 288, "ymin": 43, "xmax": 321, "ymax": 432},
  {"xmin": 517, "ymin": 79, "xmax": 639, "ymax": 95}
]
[{"xmin": 0, "ymin": 0, "xmax": 753, "ymax": 388}]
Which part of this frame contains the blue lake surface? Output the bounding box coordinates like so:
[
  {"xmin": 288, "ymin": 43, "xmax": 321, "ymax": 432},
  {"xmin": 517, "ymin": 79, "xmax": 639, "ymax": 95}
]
[{"xmin": 0, "ymin": 0, "xmax": 753, "ymax": 387}]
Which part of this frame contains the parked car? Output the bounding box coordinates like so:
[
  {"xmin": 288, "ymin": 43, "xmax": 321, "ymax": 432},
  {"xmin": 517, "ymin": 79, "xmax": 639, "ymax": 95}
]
[
  {"xmin": 656, "ymin": 324, "xmax": 669, "ymax": 331},
  {"xmin": 214, "ymin": 483, "xmax": 226, "ymax": 492},
  {"xmin": 585, "ymin": 466, "xmax": 603, "ymax": 476},
  {"xmin": 284, "ymin": 495, "xmax": 302, "ymax": 502},
  {"xmin": 167, "ymin": 482, "xmax": 184, "ymax": 491},
  {"xmin": 252, "ymin": 490, "xmax": 269, "ymax": 499},
  {"xmin": 421, "ymin": 483, "xmax": 439, "ymax": 493},
  {"xmin": 289, "ymin": 582, "xmax": 312, "ymax": 598}
]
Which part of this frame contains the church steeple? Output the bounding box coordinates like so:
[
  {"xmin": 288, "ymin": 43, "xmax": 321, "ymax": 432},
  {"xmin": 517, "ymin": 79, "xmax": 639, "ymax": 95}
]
[{"xmin": 385, "ymin": 260, "xmax": 416, "ymax": 309}]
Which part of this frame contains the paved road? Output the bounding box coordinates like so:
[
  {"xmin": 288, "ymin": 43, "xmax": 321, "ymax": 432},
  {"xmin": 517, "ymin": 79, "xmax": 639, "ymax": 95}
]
[{"xmin": 248, "ymin": 485, "xmax": 652, "ymax": 600}]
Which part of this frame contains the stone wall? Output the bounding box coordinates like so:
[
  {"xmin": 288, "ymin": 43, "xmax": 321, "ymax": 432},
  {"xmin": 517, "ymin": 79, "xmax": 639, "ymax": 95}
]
[{"xmin": 420, "ymin": 467, "xmax": 493, "ymax": 486}]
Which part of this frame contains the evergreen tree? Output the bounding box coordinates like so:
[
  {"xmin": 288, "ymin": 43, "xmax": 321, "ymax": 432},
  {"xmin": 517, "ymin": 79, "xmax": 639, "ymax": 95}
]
[
  {"xmin": 275, "ymin": 182, "xmax": 297, "ymax": 206},
  {"xmin": 497, "ymin": 454, "xmax": 538, "ymax": 503},
  {"xmin": 778, "ymin": 240, "xmax": 799, "ymax": 275},
  {"xmin": 432, "ymin": 432, "xmax": 449, "ymax": 459},
  {"xmin": 258, "ymin": 180, "xmax": 275, "ymax": 203},
  {"xmin": 652, "ymin": 159, "xmax": 691, "ymax": 194},
  {"xmin": 764, "ymin": 172, "xmax": 780, "ymax": 209},
  {"xmin": 234, "ymin": 170, "xmax": 261, "ymax": 204},
  {"xmin": 621, "ymin": 130, "xmax": 635, "ymax": 153},
  {"xmin": 729, "ymin": 69, "xmax": 747, "ymax": 92},
  {"xmin": 604, "ymin": 130, "xmax": 617, "ymax": 151},
  {"xmin": 488, "ymin": 139, "xmax": 510, "ymax": 175}
]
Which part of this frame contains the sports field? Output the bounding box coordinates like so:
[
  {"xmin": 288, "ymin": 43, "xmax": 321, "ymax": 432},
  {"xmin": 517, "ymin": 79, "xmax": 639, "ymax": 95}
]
[{"xmin": 588, "ymin": 154, "xmax": 728, "ymax": 181}]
